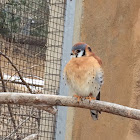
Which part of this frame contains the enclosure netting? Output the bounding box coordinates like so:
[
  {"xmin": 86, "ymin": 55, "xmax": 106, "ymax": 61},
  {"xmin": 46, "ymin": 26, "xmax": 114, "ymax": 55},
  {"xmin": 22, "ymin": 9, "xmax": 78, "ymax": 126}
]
[{"xmin": 0, "ymin": 0, "xmax": 66, "ymax": 139}]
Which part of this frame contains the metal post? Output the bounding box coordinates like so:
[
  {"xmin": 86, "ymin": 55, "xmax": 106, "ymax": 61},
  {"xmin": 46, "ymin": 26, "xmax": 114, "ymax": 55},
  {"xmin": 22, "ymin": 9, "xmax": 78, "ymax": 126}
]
[{"xmin": 55, "ymin": 0, "xmax": 76, "ymax": 140}]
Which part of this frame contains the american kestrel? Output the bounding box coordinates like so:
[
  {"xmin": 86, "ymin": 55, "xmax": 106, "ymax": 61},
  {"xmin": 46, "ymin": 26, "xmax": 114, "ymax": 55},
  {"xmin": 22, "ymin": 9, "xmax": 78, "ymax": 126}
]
[{"xmin": 64, "ymin": 42, "xmax": 104, "ymax": 120}]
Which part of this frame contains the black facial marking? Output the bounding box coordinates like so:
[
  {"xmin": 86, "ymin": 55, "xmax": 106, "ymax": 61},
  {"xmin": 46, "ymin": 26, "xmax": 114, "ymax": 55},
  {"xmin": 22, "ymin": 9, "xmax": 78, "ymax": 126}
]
[
  {"xmin": 88, "ymin": 47, "xmax": 92, "ymax": 52},
  {"xmin": 82, "ymin": 50, "xmax": 85, "ymax": 56}
]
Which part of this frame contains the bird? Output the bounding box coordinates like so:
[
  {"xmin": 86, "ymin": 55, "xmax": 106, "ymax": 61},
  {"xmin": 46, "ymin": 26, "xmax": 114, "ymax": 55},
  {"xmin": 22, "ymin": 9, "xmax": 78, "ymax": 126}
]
[{"xmin": 64, "ymin": 42, "xmax": 104, "ymax": 120}]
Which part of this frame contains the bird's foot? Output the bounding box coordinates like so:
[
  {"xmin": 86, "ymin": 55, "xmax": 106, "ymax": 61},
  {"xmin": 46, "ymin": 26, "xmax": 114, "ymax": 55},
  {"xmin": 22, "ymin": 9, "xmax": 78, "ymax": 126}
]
[
  {"xmin": 86, "ymin": 96, "xmax": 96, "ymax": 102},
  {"xmin": 73, "ymin": 95, "xmax": 82, "ymax": 102}
]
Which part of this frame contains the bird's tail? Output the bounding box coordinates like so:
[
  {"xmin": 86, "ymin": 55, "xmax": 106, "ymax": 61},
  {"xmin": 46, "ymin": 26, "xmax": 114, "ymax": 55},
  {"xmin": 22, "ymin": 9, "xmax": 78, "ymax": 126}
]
[
  {"xmin": 90, "ymin": 110, "xmax": 98, "ymax": 120},
  {"xmin": 90, "ymin": 92, "xmax": 101, "ymax": 120}
]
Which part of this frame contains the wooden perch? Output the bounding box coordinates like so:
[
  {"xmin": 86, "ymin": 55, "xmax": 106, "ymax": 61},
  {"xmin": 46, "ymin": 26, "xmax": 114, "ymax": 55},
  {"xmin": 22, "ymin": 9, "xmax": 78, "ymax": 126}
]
[
  {"xmin": 0, "ymin": 51, "xmax": 56, "ymax": 114},
  {"xmin": 0, "ymin": 92, "xmax": 140, "ymax": 120}
]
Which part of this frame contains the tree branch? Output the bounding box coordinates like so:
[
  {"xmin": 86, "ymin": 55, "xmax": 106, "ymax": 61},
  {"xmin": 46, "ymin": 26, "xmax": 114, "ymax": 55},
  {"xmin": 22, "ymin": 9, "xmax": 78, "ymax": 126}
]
[
  {"xmin": 0, "ymin": 92, "xmax": 140, "ymax": 120},
  {"xmin": 0, "ymin": 51, "xmax": 56, "ymax": 114}
]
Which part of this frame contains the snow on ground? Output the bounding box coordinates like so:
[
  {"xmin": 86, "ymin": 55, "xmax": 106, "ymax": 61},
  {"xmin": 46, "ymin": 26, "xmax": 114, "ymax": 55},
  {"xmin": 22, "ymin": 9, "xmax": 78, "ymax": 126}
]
[{"xmin": 3, "ymin": 74, "xmax": 44, "ymax": 92}]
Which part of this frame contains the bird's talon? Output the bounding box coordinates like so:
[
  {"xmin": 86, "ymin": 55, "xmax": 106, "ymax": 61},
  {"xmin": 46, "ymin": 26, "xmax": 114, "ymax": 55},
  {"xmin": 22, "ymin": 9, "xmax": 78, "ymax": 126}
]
[
  {"xmin": 73, "ymin": 95, "xmax": 81, "ymax": 102},
  {"xmin": 86, "ymin": 96, "xmax": 96, "ymax": 102}
]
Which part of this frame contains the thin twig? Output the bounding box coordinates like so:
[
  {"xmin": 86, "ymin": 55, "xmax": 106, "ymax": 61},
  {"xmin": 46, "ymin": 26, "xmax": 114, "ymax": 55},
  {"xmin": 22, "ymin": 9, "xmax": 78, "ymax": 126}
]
[
  {"xmin": 37, "ymin": 109, "xmax": 41, "ymax": 133},
  {"xmin": 0, "ymin": 60, "xmax": 17, "ymax": 133},
  {"xmin": 0, "ymin": 51, "xmax": 32, "ymax": 93},
  {"xmin": 3, "ymin": 109, "xmax": 34, "ymax": 140},
  {"xmin": 0, "ymin": 52, "xmax": 35, "ymax": 139},
  {"xmin": 6, "ymin": 63, "xmax": 44, "ymax": 84},
  {"xmin": 0, "ymin": 92, "xmax": 140, "ymax": 120}
]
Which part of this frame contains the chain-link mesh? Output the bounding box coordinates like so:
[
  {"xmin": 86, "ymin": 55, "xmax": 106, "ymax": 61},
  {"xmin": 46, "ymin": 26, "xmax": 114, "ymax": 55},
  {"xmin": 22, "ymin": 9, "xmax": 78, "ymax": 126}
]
[{"xmin": 0, "ymin": 0, "xmax": 66, "ymax": 139}]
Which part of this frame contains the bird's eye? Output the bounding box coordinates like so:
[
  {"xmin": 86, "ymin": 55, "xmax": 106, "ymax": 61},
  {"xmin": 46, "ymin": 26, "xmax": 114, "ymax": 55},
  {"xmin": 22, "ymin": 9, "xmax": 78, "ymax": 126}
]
[
  {"xmin": 76, "ymin": 50, "xmax": 81, "ymax": 53},
  {"xmin": 70, "ymin": 53, "xmax": 73, "ymax": 55}
]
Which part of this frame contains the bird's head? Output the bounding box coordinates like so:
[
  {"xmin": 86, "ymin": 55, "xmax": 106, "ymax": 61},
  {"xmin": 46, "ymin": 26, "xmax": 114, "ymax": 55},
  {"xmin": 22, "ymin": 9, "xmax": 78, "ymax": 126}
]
[
  {"xmin": 71, "ymin": 42, "xmax": 92, "ymax": 58},
  {"xmin": 71, "ymin": 42, "xmax": 102, "ymax": 65}
]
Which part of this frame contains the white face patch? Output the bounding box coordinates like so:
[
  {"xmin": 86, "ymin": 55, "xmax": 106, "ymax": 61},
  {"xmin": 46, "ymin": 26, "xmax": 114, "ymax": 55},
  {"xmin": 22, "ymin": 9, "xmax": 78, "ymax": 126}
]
[
  {"xmin": 77, "ymin": 50, "xmax": 84, "ymax": 57},
  {"xmin": 70, "ymin": 50, "xmax": 85, "ymax": 59}
]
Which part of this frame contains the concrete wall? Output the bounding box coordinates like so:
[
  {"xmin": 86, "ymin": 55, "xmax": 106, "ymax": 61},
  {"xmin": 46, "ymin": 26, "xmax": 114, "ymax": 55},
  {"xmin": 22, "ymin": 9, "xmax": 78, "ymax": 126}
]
[
  {"xmin": 71, "ymin": 0, "xmax": 140, "ymax": 140},
  {"xmin": 65, "ymin": 1, "xmax": 83, "ymax": 140}
]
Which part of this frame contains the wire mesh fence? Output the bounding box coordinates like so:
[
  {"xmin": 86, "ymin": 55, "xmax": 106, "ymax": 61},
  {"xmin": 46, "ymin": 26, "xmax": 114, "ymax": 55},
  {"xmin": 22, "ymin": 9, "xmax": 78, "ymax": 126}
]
[{"xmin": 0, "ymin": 0, "xmax": 66, "ymax": 139}]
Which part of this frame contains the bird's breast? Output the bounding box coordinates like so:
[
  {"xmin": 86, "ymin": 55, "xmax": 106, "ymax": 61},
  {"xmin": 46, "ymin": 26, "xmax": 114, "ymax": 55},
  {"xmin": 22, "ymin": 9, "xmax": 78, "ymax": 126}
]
[{"xmin": 64, "ymin": 57, "xmax": 103, "ymax": 97}]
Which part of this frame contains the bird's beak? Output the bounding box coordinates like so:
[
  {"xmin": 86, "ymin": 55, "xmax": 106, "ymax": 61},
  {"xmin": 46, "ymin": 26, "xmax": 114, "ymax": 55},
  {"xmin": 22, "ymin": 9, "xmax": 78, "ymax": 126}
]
[{"xmin": 70, "ymin": 53, "xmax": 76, "ymax": 59}]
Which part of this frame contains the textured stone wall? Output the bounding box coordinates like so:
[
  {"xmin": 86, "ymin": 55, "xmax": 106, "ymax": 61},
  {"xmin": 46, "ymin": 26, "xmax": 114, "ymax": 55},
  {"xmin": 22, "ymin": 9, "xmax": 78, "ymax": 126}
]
[{"xmin": 72, "ymin": 0, "xmax": 140, "ymax": 140}]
